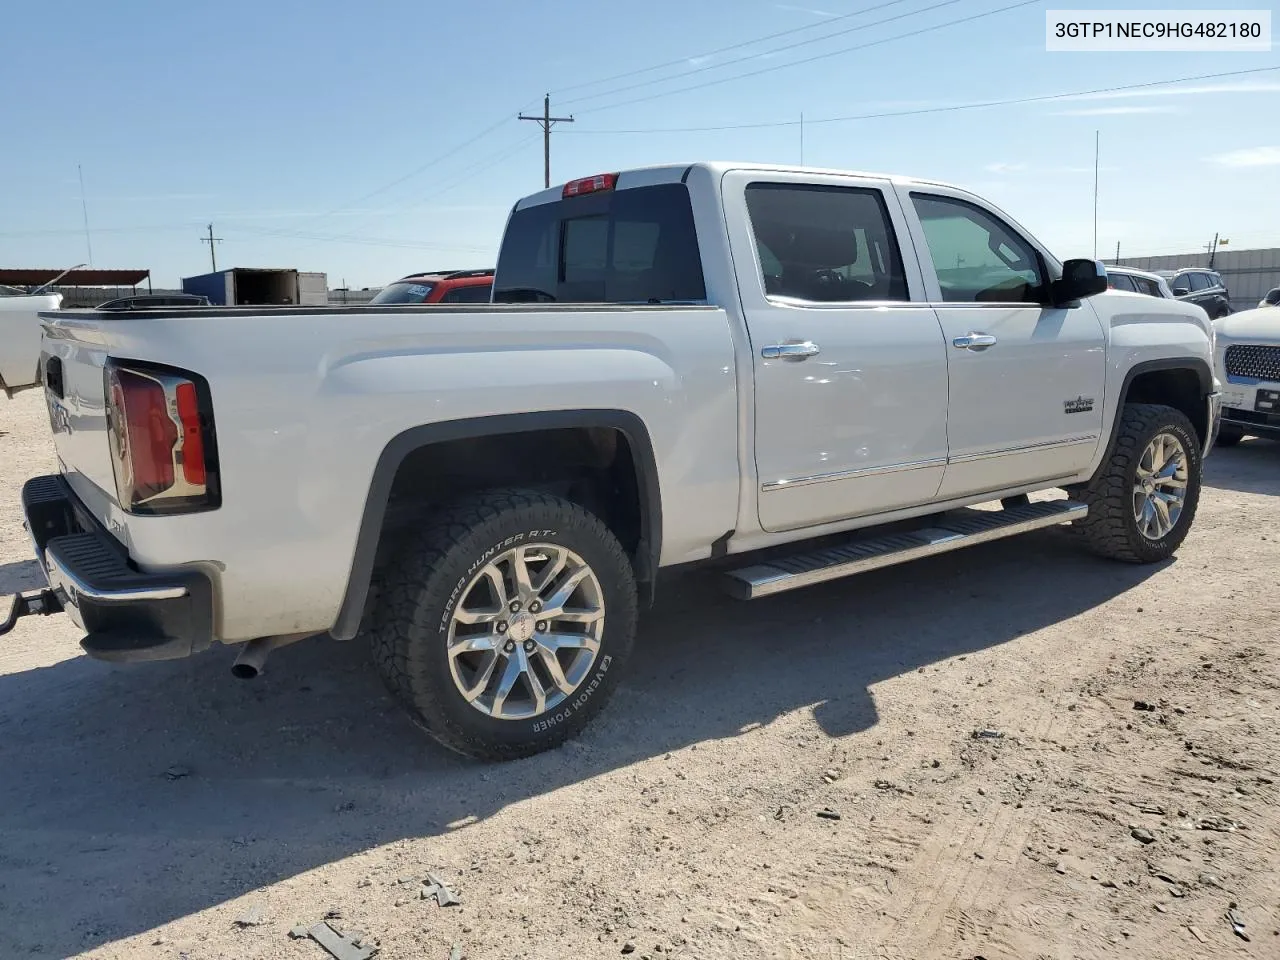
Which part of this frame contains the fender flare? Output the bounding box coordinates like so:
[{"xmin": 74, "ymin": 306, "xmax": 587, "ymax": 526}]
[
  {"xmin": 329, "ymin": 409, "xmax": 662, "ymax": 641},
  {"xmin": 1100, "ymin": 357, "xmax": 1214, "ymax": 459}
]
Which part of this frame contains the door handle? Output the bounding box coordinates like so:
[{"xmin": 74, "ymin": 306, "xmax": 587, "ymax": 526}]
[
  {"xmin": 952, "ymin": 333, "xmax": 997, "ymax": 351},
  {"xmin": 762, "ymin": 341, "xmax": 820, "ymax": 361}
]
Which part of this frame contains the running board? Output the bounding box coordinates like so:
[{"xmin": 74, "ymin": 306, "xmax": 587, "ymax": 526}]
[{"xmin": 723, "ymin": 500, "xmax": 1088, "ymax": 600}]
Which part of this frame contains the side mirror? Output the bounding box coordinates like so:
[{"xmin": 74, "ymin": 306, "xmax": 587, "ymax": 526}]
[
  {"xmin": 1050, "ymin": 258, "xmax": 1108, "ymax": 306},
  {"xmin": 1172, "ymin": 285, "xmax": 1190, "ymax": 297}
]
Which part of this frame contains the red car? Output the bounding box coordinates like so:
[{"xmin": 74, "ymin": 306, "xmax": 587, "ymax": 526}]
[{"xmin": 369, "ymin": 269, "xmax": 493, "ymax": 305}]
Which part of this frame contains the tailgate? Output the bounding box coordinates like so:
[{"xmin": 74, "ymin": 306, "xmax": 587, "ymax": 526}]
[{"xmin": 40, "ymin": 313, "xmax": 122, "ymax": 513}]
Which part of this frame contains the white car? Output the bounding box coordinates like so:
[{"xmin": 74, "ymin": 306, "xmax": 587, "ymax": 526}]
[
  {"xmin": 6, "ymin": 161, "xmax": 1219, "ymax": 760},
  {"xmin": 1214, "ymin": 305, "xmax": 1280, "ymax": 445}
]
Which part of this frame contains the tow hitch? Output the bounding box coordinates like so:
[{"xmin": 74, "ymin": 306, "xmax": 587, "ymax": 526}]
[{"xmin": 0, "ymin": 589, "xmax": 63, "ymax": 636}]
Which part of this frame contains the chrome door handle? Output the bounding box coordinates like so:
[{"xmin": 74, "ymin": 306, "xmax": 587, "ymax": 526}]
[
  {"xmin": 762, "ymin": 341, "xmax": 820, "ymax": 361},
  {"xmin": 952, "ymin": 333, "xmax": 997, "ymax": 351}
]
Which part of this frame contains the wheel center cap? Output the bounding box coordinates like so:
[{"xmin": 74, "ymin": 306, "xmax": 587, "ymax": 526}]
[{"xmin": 508, "ymin": 613, "xmax": 536, "ymax": 643}]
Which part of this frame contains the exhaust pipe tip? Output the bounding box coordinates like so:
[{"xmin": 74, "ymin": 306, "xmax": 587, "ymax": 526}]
[
  {"xmin": 230, "ymin": 661, "xmax": 261, "ymax": 680},
  {"xmin": 231, "ymin": 637, "xmax": 274, "ymax": 680},
  {"xmin": 229, "ymin": 632, "xmax": 315, "ymax": 681}
]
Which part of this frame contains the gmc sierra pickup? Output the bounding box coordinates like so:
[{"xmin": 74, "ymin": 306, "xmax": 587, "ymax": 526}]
[{"xmin": 3, "ymin": 162, "xmax": 1221, "ymax": 760}]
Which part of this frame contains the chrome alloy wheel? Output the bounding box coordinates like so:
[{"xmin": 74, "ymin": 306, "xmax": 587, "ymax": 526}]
[
  {"xmin": 447, "ymin": 544, "xmax": 605, "ymax": 720},
  {"xmin": 1133, "ymin": 432, "xmax": 1189, "ymax": 540}
]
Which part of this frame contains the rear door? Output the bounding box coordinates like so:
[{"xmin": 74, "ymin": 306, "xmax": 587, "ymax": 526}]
[
  {"xmin": 722, "ymin": 171, "xmax": 950, "ymax": 532},
  {"xmin": 899, "ymin": 188, "xmax": 1106, "ymax": 500}
]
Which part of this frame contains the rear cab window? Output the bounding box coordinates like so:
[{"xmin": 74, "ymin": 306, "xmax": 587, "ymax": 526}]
[{"xmin": 493, "ymin": 183, "xmax": 706, "ymax": 303}]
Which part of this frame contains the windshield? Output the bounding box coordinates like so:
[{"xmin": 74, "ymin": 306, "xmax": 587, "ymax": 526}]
[
  {"xmin": 493, "ymin": 183, "xmax": 706, "ymax": 304},
  {"xmin": 369, "ymin": 281, "xmax": 436, "ymax": 304}
]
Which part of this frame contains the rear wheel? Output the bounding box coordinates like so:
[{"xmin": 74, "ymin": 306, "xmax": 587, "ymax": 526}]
[
  {"xmin": 370, "ymin": 489, "xmax": 637, "ymax": 761},
  {"xmin": 1070, "ymin": 403, "xmax": 1202, "ymax": 563}
]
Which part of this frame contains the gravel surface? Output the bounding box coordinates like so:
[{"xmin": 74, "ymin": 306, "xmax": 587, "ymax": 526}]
[{"xmin": 1, "ymin": 387, "xmax": 1278, "ymax": 960}]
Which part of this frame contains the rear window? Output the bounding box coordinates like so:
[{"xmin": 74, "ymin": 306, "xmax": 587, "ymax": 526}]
[
  {"xmin": 370, "ymin": 281, "xmax": 435, "ymax": 304},
  {"xmin": 493, "ymin": 183, "xmax": 706, "ymax": 303}
]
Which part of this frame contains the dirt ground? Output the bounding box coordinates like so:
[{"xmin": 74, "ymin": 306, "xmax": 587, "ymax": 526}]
[{"xmin": 1, "ymin": 386, "xmax": 1277, "ymax": 960}]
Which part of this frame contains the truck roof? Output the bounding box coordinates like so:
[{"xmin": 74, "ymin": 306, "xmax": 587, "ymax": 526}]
[{"xmin": 513, "ymin": 161, "xmax": 965, "ymax": 210}]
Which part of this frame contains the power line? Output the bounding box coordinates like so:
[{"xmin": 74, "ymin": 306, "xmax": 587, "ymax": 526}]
[
  {"xmin": 573, "ymin": 0, "xmax": 1045, "ymax": 117},
  {"xmin": 554, "ymin": 0, "xmax": 920, "ymax": 101},
  {"xmin": 559, "ymin": 0, "xmax": 963, "ymax": 109},
  {"xmin": 298, "ymin": 107, "xmax": 530, "ymax": 228},
  {"xmin": 563, "ymin": 65, "xmax": 1280, "ymax": 134}
]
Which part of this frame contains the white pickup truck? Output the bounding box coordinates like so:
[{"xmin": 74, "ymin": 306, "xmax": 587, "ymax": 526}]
[
  {"xmin": 4, "ymin": 162, "xmax": 1220, "ymax": 760},
  {"xmin": 0, "ymin": 286, "xmax": 63, "ymax": 397}
]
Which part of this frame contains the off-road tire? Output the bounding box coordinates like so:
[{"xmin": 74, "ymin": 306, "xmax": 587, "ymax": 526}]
[
  {"xmin": 1215, "ymin": 421, "xmax": 1244, "ymax": 447},
  {"xmin": 369, "ymin": 489, "xmax": 638, "ymax": 761},
  {"xmin": 1070, "ymin": 403, "xmax": 1202, "ymax": 563}
]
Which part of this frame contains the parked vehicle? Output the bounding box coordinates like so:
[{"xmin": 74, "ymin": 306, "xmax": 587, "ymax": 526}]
[
  {"xmin": 1106, "ymin": 266, "xmax": 1175, "ymax": 299},
  {"xmin": 1259, "ymin": 286, "xmax": 1280, "ymax": 308},
  {"xmin": 4, "ymin": 162, "xmax": 1220, "ymax": 761},
  {"xmin": 97, "ymin": 293, "xmax": 211, "ymax": 310},
  {"xmin": 1157, "ymin": 267, "xmax": 1232, "ymax": 319},
  {"xmin": 0, "ymin": 287, "xmax": 62, "ymax": 397},
  {"xmin": 1211, "ymin": 305, "xmax": 1280, "ymax": 446},
  {"xmin": 182, "ymin": 268, "xmax": 328, "ymax": 306},
  {"xmin": 369, "ymin": 269, "xmax": 494, "ymax": 305}
]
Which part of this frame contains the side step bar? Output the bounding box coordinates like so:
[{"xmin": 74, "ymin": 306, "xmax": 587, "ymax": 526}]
[{"xmin": 723, "ymin": 500, "xmax": 1087, "ymax": 600}]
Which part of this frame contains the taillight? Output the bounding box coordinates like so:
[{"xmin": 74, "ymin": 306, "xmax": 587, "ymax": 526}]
[
  {"xmin": 104, "ymin": 361, "xmax": 219, "ymax": 514},
  {"xmin": 562, "ymin": 173, "xmax": 618, "ymax": 198}
]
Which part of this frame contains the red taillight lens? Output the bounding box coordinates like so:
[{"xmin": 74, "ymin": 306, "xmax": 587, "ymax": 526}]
[
  {"xmin": 105, "ymin": 362, "xmax": 218, "ymax": 514},
  {"xmin": 175, "ymin": 382, "xmax": 206, "ymax": 486},
  {"xmin": 562, "ymin": 173, "xmax": 618, "ymax": 198}
]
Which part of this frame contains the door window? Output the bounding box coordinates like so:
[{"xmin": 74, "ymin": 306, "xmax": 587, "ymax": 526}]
[
  {"xmin": 440, "ymin": 284, "xmax": 493, "ymax": 304},
  {"xmin": 1109, "ymin": 272, "xmax": 1136, "ymax": 292},
  {"xmin": 1189, "ymin": 272, "xmax": 1211, "ymax": 292},
  {"xmin": 744, "ymin": 183, "xmax": 908, "ymax": 302},
  {"xmin": 910, "ymin": 194, "xmax": 1046, "ymax": 304}
]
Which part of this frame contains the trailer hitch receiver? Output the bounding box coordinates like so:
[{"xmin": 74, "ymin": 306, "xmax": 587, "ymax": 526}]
[{"xmin": 0, "ymin": 589, "xmax": 63, "ymax": 637}]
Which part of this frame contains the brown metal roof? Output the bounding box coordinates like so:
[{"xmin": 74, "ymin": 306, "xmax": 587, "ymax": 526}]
[{"xmin": 0, "ymin": 268, "xmax": 150, "ymax": 286}]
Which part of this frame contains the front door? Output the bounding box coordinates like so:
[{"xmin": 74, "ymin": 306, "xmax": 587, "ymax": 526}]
[
  {"xmin": 723, "ymin": 171, "xmax": 950, "ymax": 533},
  {"xmin": 900, "ymin": 189, "xmax": 1106, "ymax": 500}
]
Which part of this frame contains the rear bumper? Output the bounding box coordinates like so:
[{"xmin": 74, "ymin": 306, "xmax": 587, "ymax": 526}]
[{"xmin": 20, "ymin": 475, "xmax": 215, "ymax": 662}]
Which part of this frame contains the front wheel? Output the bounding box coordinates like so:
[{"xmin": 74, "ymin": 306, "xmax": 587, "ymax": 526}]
[
  {"xmin": 1215, "ymin": 421, "xmax": 1244, "ymax": 447},
  {"xmin": 370, "ymin": 489, "xmax": 638, "ymax": 761},
  {"xmin": 1071, "ymin": 403, "xmax": 1202, "ymax": 563}
]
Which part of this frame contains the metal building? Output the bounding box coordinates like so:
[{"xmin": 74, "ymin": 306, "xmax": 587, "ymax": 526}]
[{"xmin": 1116, "ymin": 248, "xmax": 1280, "ymax": 311}]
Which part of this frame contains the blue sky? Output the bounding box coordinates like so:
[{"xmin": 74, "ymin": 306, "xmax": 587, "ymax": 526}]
[{"xmin": 1, "ymin": 0, "xmax": 1276, "ymax": 287}]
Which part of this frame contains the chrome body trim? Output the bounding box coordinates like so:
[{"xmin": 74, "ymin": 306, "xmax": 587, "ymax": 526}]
[
  {"xmin": 948, "ymin": 435, "xmax": 1099, "ymax": 465},
  {"xmin": 761, "ymin": 457, "xmax": 946, "ymax": 492}
]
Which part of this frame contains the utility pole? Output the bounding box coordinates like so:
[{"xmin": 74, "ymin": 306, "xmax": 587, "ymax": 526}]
[
  {"xmin": 1115, "ymin": 241, "xmax": 1120, "ymax": 264},
  {"xmin": 520, "ymin": 94, "xmax": 574, "ymax": 188},
  {"xmin": 201, "ymin": 223, "xmax": 223, "ymax": 272}
]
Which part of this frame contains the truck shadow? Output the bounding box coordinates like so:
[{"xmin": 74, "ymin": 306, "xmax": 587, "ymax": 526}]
[
  {"xmin": 0, "ymin": 558, "xmax": 44, "ymax": 593},
  {"xmin": 1203, "ymin": 440, "xmax": 1280, "ymax": 496},
  {"xmin": 0, "ymin": 530, "xmax": 1163, "ymax": 956}
]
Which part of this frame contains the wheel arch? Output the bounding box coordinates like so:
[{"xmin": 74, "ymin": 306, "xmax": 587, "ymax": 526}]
[
  {"xmin": 1105, "ymin": 358, "xmax": 1213, "ymax": 456},
  {"xmin": 330, "ymin": 410, "xmax": 662, "ymax": 641}
]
